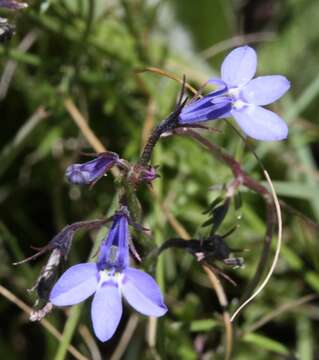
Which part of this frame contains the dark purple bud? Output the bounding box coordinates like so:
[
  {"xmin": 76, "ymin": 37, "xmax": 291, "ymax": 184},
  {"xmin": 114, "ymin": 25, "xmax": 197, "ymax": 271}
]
[
  {"xmin": 140, "ymin": 165, "xmax": 159, "ymax": 182},
  {"xmin": 129, "ymin": 164, "xmax": 159, "ymax": 187},
  {"xmin": 0, "ymin": 0, "xmax": 28, "ymax": 9},
  {"xmin": 13, "ymin": 218, "xmax": 109, "ymax": 266},
  {"xmin": 22, "ymin": 219, "xmax": 109, "ymax": 315},
  {"xmin": 65, "ymin": 152, "xmax": 119, "ymax": 185},
  {"xmin": 50, "ymin": 219, "xmax": 110, "ymax": 257}
]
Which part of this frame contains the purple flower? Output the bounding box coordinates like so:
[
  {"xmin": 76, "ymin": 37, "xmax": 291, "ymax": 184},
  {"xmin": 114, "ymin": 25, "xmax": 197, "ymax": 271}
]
[
  {"xmin": 50, "ymin": 208, "xmax": 167, "ymax": 342},
  {"xmin": 179, "ymin": 46, "xmax": 291, "ymax": 141},
  {"xmin": 65, "ymin": 152, "xmax": 119, "ymax": 185}
]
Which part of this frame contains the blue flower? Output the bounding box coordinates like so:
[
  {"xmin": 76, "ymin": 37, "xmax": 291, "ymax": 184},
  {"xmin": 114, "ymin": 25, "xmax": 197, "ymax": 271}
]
[
  {"xmin": 65, "ymin": 152, "xmax": 119, "ymax": 185},
  {"xmin": 179, "ymin": 46, "xmax": 291, "ymax": 141},
  {"xmin": 50, "ymin": 208, "xmax": 167, "ymax": 342}
]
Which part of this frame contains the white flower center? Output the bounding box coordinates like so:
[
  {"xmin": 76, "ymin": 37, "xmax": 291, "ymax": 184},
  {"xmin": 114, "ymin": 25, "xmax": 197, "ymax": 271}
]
[
  {"xmin": 227, "ymin": 87, "xmax": 248, "ymax": 110},
  {"xmin": 228, "ymin": 87, "xmax": 241, "ymax": 98},
  {"xmin": 98, "ymin": 269, "xmax": 124, "ymax": 294},
  {"xmin": 98, "ymin": 270, "xmax": 111, "ymax": 287},
  {"xmin": 232, "ymin": 99, "xmax": 246, "ymax": 110}
]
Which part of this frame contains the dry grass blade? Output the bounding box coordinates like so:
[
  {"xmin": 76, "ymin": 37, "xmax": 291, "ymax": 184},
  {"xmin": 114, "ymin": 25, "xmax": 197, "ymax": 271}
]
[
  {"xmin": 137, "ymin": 67, "xmax": 198, "ymax": 95},
  {"xmin": 230, "ymin": 170, "xmax": 283, "ymax": 322},
  {"xmin": 64, "ymin": 98, "xmax": 106, "ymax": 153},
  {"xmin": 110, "ymin": 314, "xmax": 139, "ymax": 360},
  {"xmin": 64, "ymin": 98, "xmax": 120, "ymax": 177},
  {"xmin": 79, "ymin": 325, "xmax": 102, "ymax": 360},
  {"xmin": 0, "ymin": 30, "xmax": 38, "ymax": 100},
  {"xmin": 150, "ymin": 187, "xmax": 190, "ymax": 239},
  {"xmin": 0, "ymin": 285, "xmax": 88, "ymax": 360},
  {"xmin": 203, "ymin": 265, "xmax": 233, "ymax": 360}
]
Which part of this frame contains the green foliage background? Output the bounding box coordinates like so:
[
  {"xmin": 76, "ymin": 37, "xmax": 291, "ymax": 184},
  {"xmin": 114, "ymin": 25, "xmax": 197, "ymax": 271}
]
[{"xmin": 1, "ymin": 0, "xmax": 319, "ymax": 359}]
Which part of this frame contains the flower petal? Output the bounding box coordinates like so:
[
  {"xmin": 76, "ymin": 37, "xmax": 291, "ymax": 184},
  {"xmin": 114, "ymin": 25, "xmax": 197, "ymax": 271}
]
[
  {"xmin": 91, "ymin": 281, "xmax": 122, "ymax": 342},
  {"xmin": 232, "ymin": 105, "xmax": 288, "ymax": 141},
  {"xmin": 242, "ymin": 75, "xmax": 290, "ymax": 106},
  {"xmin": 181, "ymin": 94, "xmax": 217, "ymax": 115},
  {"xmin": 97, "ymin": 211, "xmax": 130, "ymax": 271},
  {"xmin": 179, "ymin": 93, "xmax": 232, "ymax": 124},
  {"xmin": 221, "ymin": 46, "xmax": 257, "ymax": 87},
  {"xmin": 65, "ymin": 153, "xmax": 119, "ymax": 185},
  {"xmin": 50, "ymin": 263, "xmax": 98, "ymax": 306},
  {"xmin": 122, "ymin": 268, "xmax": 167, "ymax": 317}
]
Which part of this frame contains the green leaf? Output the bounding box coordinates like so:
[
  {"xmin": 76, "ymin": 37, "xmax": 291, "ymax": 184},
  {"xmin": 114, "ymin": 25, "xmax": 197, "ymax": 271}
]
[
  {"xmin": 190, "ymin": 319, "xmax": 218, "ymax": 332},
  {"xmin": 297, "ymin": 317, "xmax": 313, "ymax": 360},
  {"xmin": 243, "ymin": 333, "xmax": 290, "ymax": 355},
  {"xmin": 305, "ymin": 272, "xmax": 319, "ymax": 293},
  {"xmin": 261, "ymin": 181, "xmax": 319, "ymax": 200}
]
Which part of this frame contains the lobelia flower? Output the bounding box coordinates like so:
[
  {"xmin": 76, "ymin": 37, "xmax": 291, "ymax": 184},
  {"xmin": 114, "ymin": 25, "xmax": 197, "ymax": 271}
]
[
  {"xmin": 50, "ymin": 208, "xmax": 167, "ymax": 342},
  {"xmin": 179, "ymin": 46, "xmax": 291, "ymax": 141},
  {"xmin": 65, "ymin": 152, "xmax": 119, "ymax": 185}
]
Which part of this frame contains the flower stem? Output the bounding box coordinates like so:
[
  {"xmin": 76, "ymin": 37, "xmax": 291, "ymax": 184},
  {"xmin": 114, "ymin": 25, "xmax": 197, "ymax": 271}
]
[
  {"xmin": 138, "ymin": 117, "xmax": 173, "ymax": 166},
  {"xmin": 139, "ymin": 96, "xmax": 187, "ymax": 166}
]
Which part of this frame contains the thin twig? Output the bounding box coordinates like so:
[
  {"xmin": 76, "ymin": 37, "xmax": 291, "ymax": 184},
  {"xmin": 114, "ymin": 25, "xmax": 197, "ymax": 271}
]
[
  {"xmin": 230, "ymin": 170, "xmax": 282, "ymax": 322},
  {"xmin": 241, "ymin": 294, "xmax": 318, "ymax": 336},
  {"xmin": 147, "ymin": 316, "xmax": 158, "ymax": 350},
  {"xmin": 137, "ymin": 67, "xmax": 198, "ymax": 95},
  {"xmin": 0, "ymin": 30, "xmax": 39, "ymax": 100},
  {"xmin": 203, "ymin": 265, "xmax": 233, "ymax": 360},
  {"xmin": 110, "ymin": 314, "xmax": 139, "ymax": 360},
  {"xmin": 64, "ymin": 98, "xmax": 106, "ymax": 153},
  {"xmin": 64, "ymin": 98, "xmax": 120, "ymax": 177},
  {"xmin": 0, "ymin": 106, "xmax": 49, "ymax": 177},
  {"xmin": 0, "ymin": 285, "xmax": 88, "ymax": 360},
  {"xmin": 79, "ymin": 325, "xmax": 102, "ymax": 360}
]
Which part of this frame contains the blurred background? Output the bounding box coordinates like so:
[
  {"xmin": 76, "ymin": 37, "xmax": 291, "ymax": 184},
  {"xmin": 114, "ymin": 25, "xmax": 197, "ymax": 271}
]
[{"xmin": 1, "ymin": 0, "xmax": 319, "ymax": 359}]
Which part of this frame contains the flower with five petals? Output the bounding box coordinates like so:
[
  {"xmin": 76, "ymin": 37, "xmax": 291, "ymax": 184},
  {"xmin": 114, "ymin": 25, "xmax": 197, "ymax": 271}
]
[
  {"xmin": 179, "ymin": 46, "xmax": 290, "ymax": 141},
  {"xmin": 50, "ymin": 208, "xmax": 167, "ymax": 342}
]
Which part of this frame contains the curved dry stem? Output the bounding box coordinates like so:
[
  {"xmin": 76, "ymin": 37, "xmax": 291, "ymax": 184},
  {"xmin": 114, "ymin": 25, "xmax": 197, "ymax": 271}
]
[
  {"xmin": 230, "ymin": 170, "xmax": 282, "ymax": 322},
  {"xmin": 137, "ymin": 66, "xmax": 198, "ymax": 95},
  {"xmin": 224, "ymin": 120, "xmax": 276, "ymax": 303},
  {"xmin": 64, "ymin": 98, "xmax": 106, "ymax": 153}
]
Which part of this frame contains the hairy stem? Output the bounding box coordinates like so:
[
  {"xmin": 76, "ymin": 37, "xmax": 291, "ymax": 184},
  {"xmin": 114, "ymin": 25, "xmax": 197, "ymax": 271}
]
[{"xmin": 139, "ymin": 117, "xmax": 174, "ymax": 166}]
